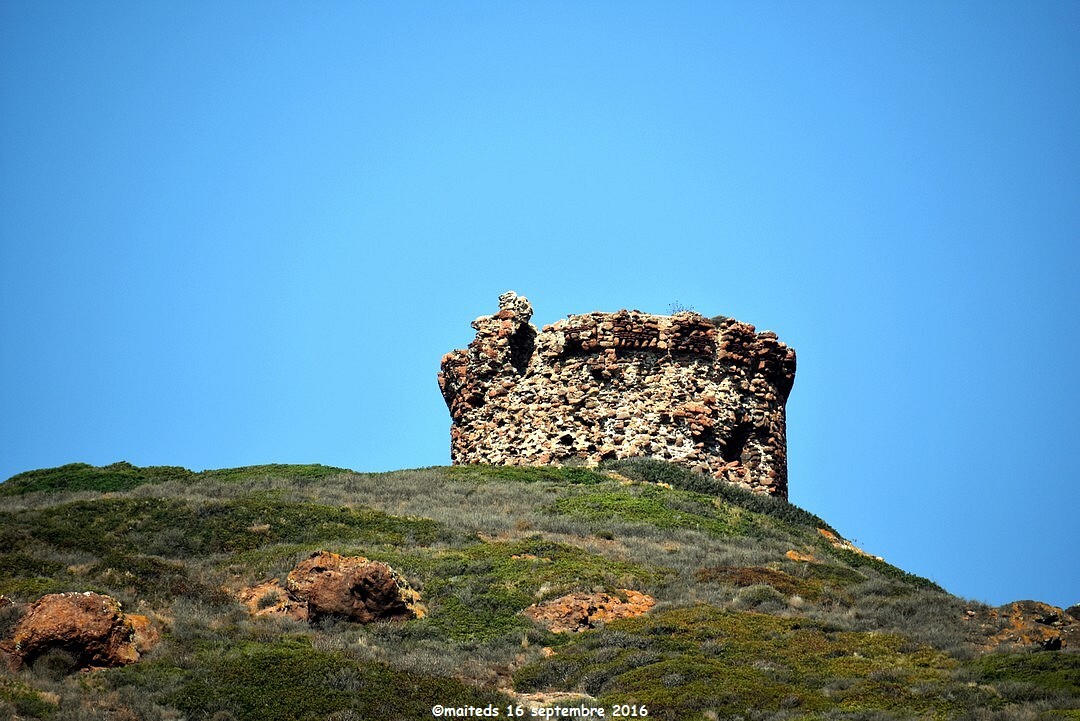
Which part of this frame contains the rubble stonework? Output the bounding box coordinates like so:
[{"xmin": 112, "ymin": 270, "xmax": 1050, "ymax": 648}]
[{"xmin": 438, "ymin": 292, "xmax": 796, "ymax": 497}]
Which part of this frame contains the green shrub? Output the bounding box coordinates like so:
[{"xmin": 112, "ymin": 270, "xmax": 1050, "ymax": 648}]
[
  {"xmin": 0, "ymin": 576, "xmax": 80, "ymax": 599},
  {"xmin": 961, "ymin": 652, "xmax": 1080, "ymax": 695},
  {"xmin": 802, "ymin": 562, "xmax": 867, "ymax": 587},
  {"xmin": 197, "ymin": 464, "xmax": 351, "ymax": 485},
  {"xmin": 695, "ymin": 566, "xmax": 835, "ymax": 603},
  {"xmin": 601, "ymin": 458, "xmax": 835, "ymax": 532},
  {"xmin": 0, "ymin": 461, "xmax": 194, "ymax": 495},
  {"xmin": 420, "ymin": 535, "xmax": 665, "ymax": 642},
  {"xmin": 0, "ymin": 676, "xmax": 56, "ymax": 719},
  {"xmin": 0, "ymin": 552, "xmax": 65, "ymax": 579},
  {"xmin": 256, "ymin": 589, "xmax": 282, "ymax": 609},
  {"xmin": 0, "ymin": 462, "xmax": 355, "ymax": 497},
  {"xmin": 554, "ymin": 484, "xmax": 748, "ymax": 537},
  {"xmin": 824, "ymin": 544, "xmax": 943, "ymax": 591},
  {"xmin": 0, "ymin": 599, "xmax": 23, "ymax": 639},
  {"xmin": 112, "ymin": 636, "xmax": 509, "ymax": 721},
  {"xmin": 514, "ymin": 604, "xmax": 972, "ymax": 720},
  {"xmin": 90, "ymin": 553, "xmax": 229, "ymax": 605},
  {"xmin": 731, "ymin": 583, "xmax": 788, "ymax": 612},
  {"xmin": 447, "ymin": 464, "xmax": 606, "ymax": 485},
  {"xmin": 28, "ymin": 648, "xmax": 81, "ymax": 681},
  {"xmin": 9, "ymin": 493, "xmax": 453, "ymax": 558}
]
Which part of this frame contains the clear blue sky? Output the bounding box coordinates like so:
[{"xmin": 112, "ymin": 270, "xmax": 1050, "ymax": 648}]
[{"xmin": 2, "ymin": 2, "xmax": 1077, "ymax": 608}]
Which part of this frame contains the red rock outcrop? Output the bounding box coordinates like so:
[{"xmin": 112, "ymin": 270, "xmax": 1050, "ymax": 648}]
[
  {"xmin": 966, "ymin": 600, "xmax": 1080, "ymax": 651},
  {"xmin": 285, "ymin": 551, "xmax": 425, "ymax": 623},
  {"xmin": 5, "ymin": 592, "xmax": 151, "ymax": 669},
  {"xmin": 523, "ymin": 590, "xmax": 655, "ymax": 633},
  {"xmin": 439, "ymin": 292, "xmax": 796, "ymax": 497}
]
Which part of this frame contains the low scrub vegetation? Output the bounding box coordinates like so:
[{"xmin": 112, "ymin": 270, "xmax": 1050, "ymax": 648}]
[
  {"xmin": 514, "ymin": 605, "xmax": 974, "ymax": 719},
  {"xmin": 0, "ymin": 461, "xmax": 194, "ymax": 496},
  {"xmin": 0, "ymin": 460, "xmax": 1076, "ymax": 720},
  {"xmin": 554, "ymin": 484, "xmax": 752, "ymax": 537},
  {"xmin": 602, "ymin": 457, "xmax": 835, "ymax": 532},
  {"xmin": 128, "ymin": 636, "xmax": 509, "ymax": 721}
]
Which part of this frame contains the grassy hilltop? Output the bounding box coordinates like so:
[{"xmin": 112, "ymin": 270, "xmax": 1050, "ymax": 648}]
[{"xmin": 0, "ymin": 460, "xmax": 1077, "ymax": 720}]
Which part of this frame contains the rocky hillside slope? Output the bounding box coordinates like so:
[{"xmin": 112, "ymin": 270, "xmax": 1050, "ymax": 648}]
[{"xmin": 0, "ymin": 461, "xmax": 1077, "ymax": 720}]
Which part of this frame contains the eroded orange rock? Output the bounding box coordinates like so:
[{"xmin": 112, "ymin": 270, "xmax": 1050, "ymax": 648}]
[
  {"xmin": 125, "ymin": 614, "xmax": 161, "ymax": 654},
  {"xmin": 817, "ymin": 528, "xmax": 883, "ymax": 561},
  {"xmin": 6, "ymin": 592, "xmax": 153, "ymax": 670},
  {"xmin": 285, "ymin": 551, "xmax": 425, "ymax": 623},
  {"xmin": 236, "ymin": 580, "xmax": 309, "ymax": 621},
  {"xmin": 523, "ymin": 590, "xmax": 655, "ymax": 633},
  {"xmin": 967, "ymin": 600, "xmax": 1080, "ymax": 651}
]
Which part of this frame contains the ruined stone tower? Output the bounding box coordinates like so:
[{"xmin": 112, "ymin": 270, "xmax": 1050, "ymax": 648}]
[{"xmin": 438, "ymin": 292, "xmax": 796, "ymax": 497}]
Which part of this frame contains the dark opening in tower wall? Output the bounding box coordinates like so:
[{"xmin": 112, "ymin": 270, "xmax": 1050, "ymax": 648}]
[
  {"xmin": 720, "ymin": 422, "xmax": 753, "ymax": 464},
  {"xmin": 508, "ymin": 324, "xmax": 535, "ymax": 375}
]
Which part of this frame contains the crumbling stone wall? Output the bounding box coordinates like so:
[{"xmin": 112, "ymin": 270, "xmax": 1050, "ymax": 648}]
[{"xmin": 438, "ymin": 292, "xmax": 796, "ymax": 497}]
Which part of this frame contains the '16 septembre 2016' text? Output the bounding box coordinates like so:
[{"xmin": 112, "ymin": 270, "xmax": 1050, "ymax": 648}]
[{"xmin": 431, "ymin": 704, "xmax": 649, "ymax": 718}]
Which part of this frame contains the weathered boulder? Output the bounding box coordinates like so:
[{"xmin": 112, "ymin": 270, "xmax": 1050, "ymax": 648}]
[
  {"xmin": 285, "ymin": 551, "xmax": 424, "ymax": 623},
  {"xmin": 966, "ymin": 599, "xmax": 1080, "ymax": 651},
  {"xmin": 523, "ymin": 590, "xmax": 655, "ymax": 633},
  {"xmin": 6, "ymin": 592, "xmax": 150, "ymax": 669}
]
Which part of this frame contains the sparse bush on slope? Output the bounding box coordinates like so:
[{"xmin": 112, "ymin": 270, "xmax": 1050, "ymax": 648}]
[
  {"xmin": 0, "ymin": 461, "xmax": 195, "ymax": 495},
  {"xmin": 602, "ymin": 457, "xmax": 835, "ymax": 532},
  {"xmin": 515, "ymin": 605, "xmax": 979, "ymax": 720},
  {"xmin": 143, "ymin": 636, "xmax": 510, "ymax": 721},
  {"xmin": 0, "ymin": 461, "xmax": 349, "ymax": 496},
  {"xmin": 0, "ymin": 460, "xmax": 1076, "ymax": 721}
]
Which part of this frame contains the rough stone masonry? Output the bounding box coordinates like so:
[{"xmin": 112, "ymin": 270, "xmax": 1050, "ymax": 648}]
[{"xmin": 438, "ymin": 292, "xmax": 796, "ymax": 497}]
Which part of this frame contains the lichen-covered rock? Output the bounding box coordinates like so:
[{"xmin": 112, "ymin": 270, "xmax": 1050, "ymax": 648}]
[
  {"xmin": 285, "ymin": 551, "xmax": 424, "ymax": 623},
  {"xmin": 6, "ymin": 592, "xmax": 148, "ymax": 669},
  {"xmin": 236, "ymin": 579, "xmax": 309, "ymax": 621},
  {"xmin": 439, "ymin": 292, "xmax": 796, "ymax": 497},
  {"xmin": 523, "ymin": 590, "xmax": 655, "ymax": 633},
  {"xmin": 125, "ymin": 614, "xmax": 161, "ymax": 654}
]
